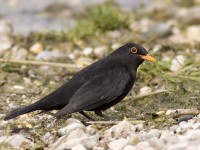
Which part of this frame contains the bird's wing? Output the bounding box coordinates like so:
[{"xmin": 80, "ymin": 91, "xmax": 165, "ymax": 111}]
[{"xmin": 54, "ymin": 66, "xmax": 131, "ymax": 117}]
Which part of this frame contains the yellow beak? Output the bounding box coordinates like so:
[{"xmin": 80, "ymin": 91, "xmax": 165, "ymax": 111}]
[{"xmin": 140, "ymin": 54, "xmax": 156, "ymax": 62}]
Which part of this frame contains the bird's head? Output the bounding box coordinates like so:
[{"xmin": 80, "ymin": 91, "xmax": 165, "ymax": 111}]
[{"xmin": 111, "ymin": 42, "xmax": 156, "ymax": 70}]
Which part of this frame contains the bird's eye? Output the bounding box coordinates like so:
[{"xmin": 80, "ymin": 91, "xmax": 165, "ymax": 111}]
[{"xmin": 131, "ymin": 47, "xmax": 137, "ymax": 53}]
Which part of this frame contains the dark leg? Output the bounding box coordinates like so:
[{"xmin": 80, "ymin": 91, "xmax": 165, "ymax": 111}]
[
  {"xmin": 79, "ymin": 111, "xmax": 94, "ymax": 120},
  {"xmin": 95, "ymin": 110, "xmax": 110, "ymax": 120}
]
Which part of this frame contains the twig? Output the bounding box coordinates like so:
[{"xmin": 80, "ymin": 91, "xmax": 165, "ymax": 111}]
[
  {"xmin": 124, "ymin": 89, "xmax": 173, "ymax": 101},
  {"xmin": 0, "ymin": 59, "xmax": 82, "ymax": 71},
  {"xmin": 87, "ymin": 120, "xmax": 145, "ymax": 125},
  {"xmin": 166, "ymin": 108, "xmax": 199, "ymax": 118}
]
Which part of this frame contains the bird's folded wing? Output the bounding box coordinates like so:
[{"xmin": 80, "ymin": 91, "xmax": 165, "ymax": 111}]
[{"xmin": 55, "ymin": 66, "xmax": 131, "ymax": 116}]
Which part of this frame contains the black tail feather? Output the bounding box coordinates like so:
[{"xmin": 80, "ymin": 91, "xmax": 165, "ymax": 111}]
[{"xmin": 4, "ymin": 101, "xmax": 44, "ymax": 120}]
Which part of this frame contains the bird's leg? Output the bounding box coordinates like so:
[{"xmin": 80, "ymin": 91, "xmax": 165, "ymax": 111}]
[
  {"xmin": 95, "ymin": 110, "xmax": 110, "ymax": 120},
  {"xmin": 79, "ymin": 111, "xmax": 94, "ymax": 121}
]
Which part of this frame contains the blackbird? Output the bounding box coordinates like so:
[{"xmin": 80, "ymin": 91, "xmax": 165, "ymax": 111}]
[{"xmin": 4, "ymin": 43, "xmax": 156, "ymax": 120}]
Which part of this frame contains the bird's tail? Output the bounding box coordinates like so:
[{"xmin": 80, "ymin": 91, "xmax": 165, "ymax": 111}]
[{"xmin": 4, "ymin": 100, "xmax": 44, "ymax": 120}]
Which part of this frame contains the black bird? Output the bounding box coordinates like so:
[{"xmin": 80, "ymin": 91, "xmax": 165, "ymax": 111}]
[{"xmin": 4, "ymin": 43, "xmax": 156, "ymax": 120}]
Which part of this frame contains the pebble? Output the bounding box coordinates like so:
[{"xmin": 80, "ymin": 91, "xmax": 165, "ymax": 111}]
[
  {"xmin": 170, "ymin": 55, "xmax": 186, "ymax": 72},
  {"xmin": 72, "ymin": 144, "xmax": 87, "ymax": 150},
  {"xmin": 35, "ymin": 50, "xmax": 67, "ymax": 61},
  {"xmin": 177, "ymin": 6, "xmax": 200, "ymax": 25},
  {"xmin": 58, "ymin": 118, "xmax": 85, "ymax": 136},
  {"xmin": 0, "ymin": 135, "xmax": 34, "ymax": 149},
  {"xmin": 108, "ymin": 138, "xmax": 128, "ymax": 150},
  {"xmin": 94, "ymin": 46, "xmax": 108, "ymax": 58},
  {"xmin": 148, "ymin": 137, "xmax": 164, "ymax": 149},
  {"xmin": 139, "ymin": 86, "xmax": 152, "ymax": 95},
  {"xmin": 146, "ymin": 129, "xmax": 161, "ymax": 139},
  {"xmin": 104, "ymin": 120, "xmax": 136, "ymax": 141},
  {"xmin": 82, "ymin": 134, "xmax": 99, "ymax": 149},
  {"xmin": 51, "ymin": 128, "xmax": 88, "ymax": 150},
  {"xmin": 11, "ymin": 46, "xmax": 28, "ymax": 60},
  {"xmin": 82, "ymin": 47, "xmax": 93, "ymax": 56},
  {"xmin": 128, "ymin": 133, "xmax": 141, "ymax": 145},
  {"xmin": 30, "ymin": 42, "xmax": 43, "ymax": 54},
  {"xmin": 123, "ymin": 145, "xmax": 136, "ymax": 150},
  {"xmin": 186, "ymin": 25, "xmax": 200, "ymax": 41}
]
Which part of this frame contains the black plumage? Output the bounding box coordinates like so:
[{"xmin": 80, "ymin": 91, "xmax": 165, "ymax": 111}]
[{"xmin": 4, "ymin": 43, "xmax": 155, "ymax": 120}]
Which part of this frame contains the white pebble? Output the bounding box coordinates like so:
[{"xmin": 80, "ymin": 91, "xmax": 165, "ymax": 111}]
[
  {"xmin": 108, "ymin": 138, "xmax": 128, "ymax": 150},
  {"xmin": 139, "ymin": 86, "xmax": 152, "ymax": 95},
  {"xmin": 83, "ymin": 47, "xmax": 93, "ymax": 56},
  {"xmin": 94, "ymin": 46, "xmax": 108, "ymax": 58},
  {"xmin": 146, "ymin": 129, "xmax": 161, "ymax": 139},
  {"xmin": 72, "ymin": 144, "xmax": 87, "ymax": 150},
  {"xmin": 170, "ymin": 55, "xmax": 186, "ymax": 72}
]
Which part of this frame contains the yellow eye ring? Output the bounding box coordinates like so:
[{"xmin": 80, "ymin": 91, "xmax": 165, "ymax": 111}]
[{"xmin": 131, "ymin": 47, "xmax": 137, "ymax": 53}]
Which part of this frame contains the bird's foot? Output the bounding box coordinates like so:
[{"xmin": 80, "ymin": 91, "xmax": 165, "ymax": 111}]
[
  {"xmin": 79, "ymin": 111, "xmax": 95, "ymax": 121},
  {"xmin": 95, "ymin": 110, "xmax": 110, "ymax": 120}
]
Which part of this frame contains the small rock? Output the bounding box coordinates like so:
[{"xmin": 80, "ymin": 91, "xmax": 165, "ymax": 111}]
[
  {"xmin": 123, "ymin": 145, "xmax": 136, "ymax": 150},
  {"xmin": 148, "ymin": 137, "xmax": 164, "ymax": 149},
  {"xmin": 35, "ymin": 50, "xmax": 67, "ymax": 61},
  {"xmin": 170, "ymin": 125, "xmax": 179, "ymax": 132},
  {"xmin": 76, "ymin": 57, "xmax": 93, "ymax": 67},
  {"xmin": 58, "ymin": 118, "xmax": 85, "ymax": 136},
  {"xmin": 186, "ymin": 25, "xmax": 200, "ymax": 41},
  {"xmin": 94, "ymin": 46, "xmax": 108, "ymax": 58},
  {"xmin": 146, "ymin": 129, "xmax": 161, "ymax": 139},
  {"xmin": 51, "ymin": 128, "xmax": 87, "ymax": 150},
  {"xmin": 82, "ymin": 134, "xmax": 99, "ymax": 149},
  {"xmin": 161, "ymin": 135, "xmax": 179, "ymax": 144},
  {"xmin": 111, "ymin": 43, "xmax": 121, "ymax": 50},
  {"xmin": 72, "ymin": 144, "xmax": 87, "ymax": 150},
  {"xmin": 43, "ymin": 132, "xmax": 52, "ymax": 142},
  {"xmin": 128, "ymin": 133, "xmax": 141, "ymax": 145},
  {"xmin": 13, "ymin": 85, "xmax": 24, "ymax": 90},
  {"xmin": 108, "ymin": 138, "xmax": 128, "ymax": 150},
  {"xmin": 135, "ymin": 123, "xmax": 144, "ymax": 132},
  {"xmin": 170, "ymin": 55, "xmax": 186, "ymax": 72},
  {"xmin": 135, "ymin": 141, "xmax": 152, "ymax": 150},
  {"xmin": 185, "ymin": 129, "xmax": 200, "ymax": 140},
  {"xmin": 0, "ymin": 135, "xmax": 33, "ymax": 149},
  {"xmin": 93, "ymin": 146, "xmax": 105, "ymax": 150},
  {"xmin": 143, "ymin": 22, "xmax": 173, "ymax": 39},
  {"xmin": 177, "ymin": 6, "xmax": 200, "ymax": 25},
  {"xmin": 107, "ymin": 30, "xmax": 122, "ymax": 39},
  {"xmin": 82, "ymin": 47, "xmax": 93, "ymax": 56},
  {"xmin": 30, "ymin": 42, "xmax": 43, "ymax": 54},
  {"xmin": 11, "ymin": 46, "xmax": 28, "ymax": 60},
  {"xmin": 85, "ymin": 125, "xmax": 96, "ymax": 135},
  {"xmin": 104, "ymin": 120, "xmax": 136, "ymax": 141},
  {"xmin": 139, "ymin": 86, "xmax": 152, "ymax": 95},
  {"xmin": 192, "ymin": 122, "xmax": 200, "ymax": 129},
  {"xmin": 166, "ymin": 141, "xmax": 188, "ymax": 150}
]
